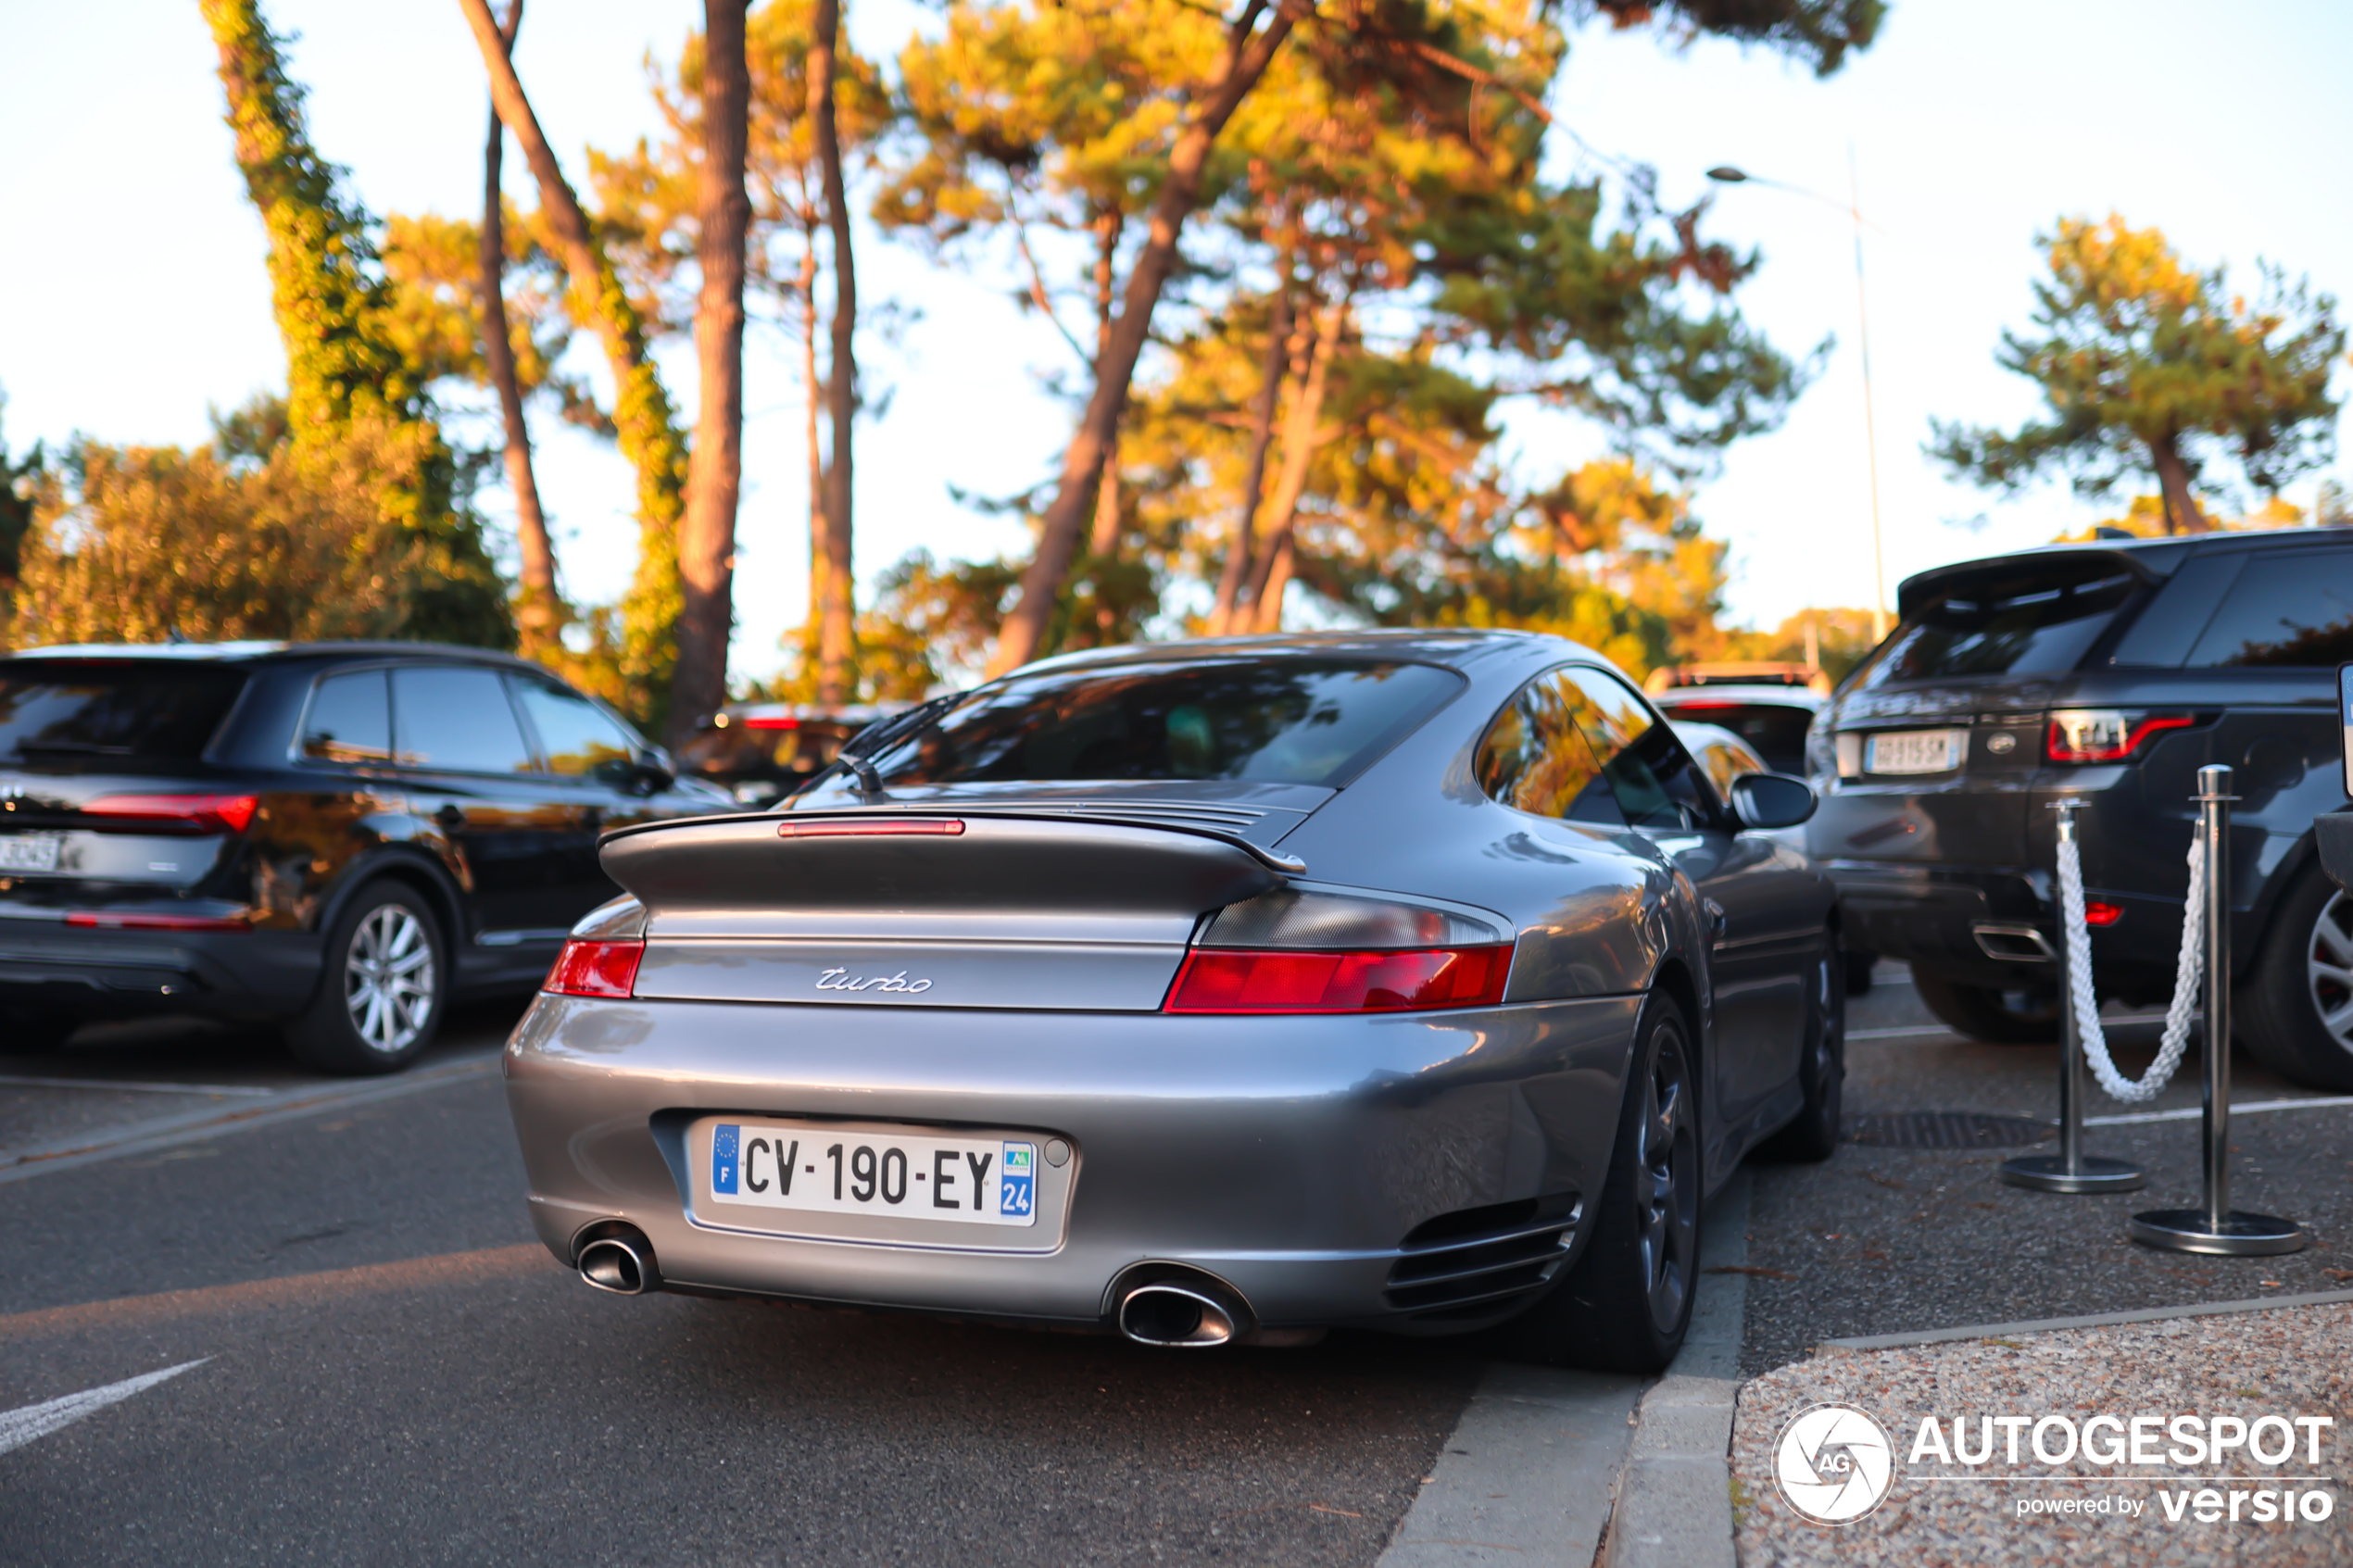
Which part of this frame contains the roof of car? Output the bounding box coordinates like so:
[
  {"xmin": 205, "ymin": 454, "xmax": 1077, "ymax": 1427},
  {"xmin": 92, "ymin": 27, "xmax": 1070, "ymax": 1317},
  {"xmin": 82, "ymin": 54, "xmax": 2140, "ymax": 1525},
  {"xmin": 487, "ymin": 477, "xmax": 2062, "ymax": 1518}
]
[
  {"xmin": 1896, "ymin": 525, "xmax": 2353, "ymax": 617},
  {"xmin": 1652, "ymin": 684, "xmax": 1827, "ymax": 711},
  {"xmin": 5, "ymin": 639, "xmax": 547, "ymax": 672},
  {"xmin": 1016, "ymin": 627, "xmax": 1582, "ymax": 680}
]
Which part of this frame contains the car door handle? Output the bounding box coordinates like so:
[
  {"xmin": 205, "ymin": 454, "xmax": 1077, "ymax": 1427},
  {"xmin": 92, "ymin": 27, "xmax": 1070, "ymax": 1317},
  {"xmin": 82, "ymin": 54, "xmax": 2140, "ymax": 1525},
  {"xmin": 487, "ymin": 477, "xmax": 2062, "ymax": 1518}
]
[{"xmin": 1704, "ymin": 898, "xmax": 1728, "ymax": 940}]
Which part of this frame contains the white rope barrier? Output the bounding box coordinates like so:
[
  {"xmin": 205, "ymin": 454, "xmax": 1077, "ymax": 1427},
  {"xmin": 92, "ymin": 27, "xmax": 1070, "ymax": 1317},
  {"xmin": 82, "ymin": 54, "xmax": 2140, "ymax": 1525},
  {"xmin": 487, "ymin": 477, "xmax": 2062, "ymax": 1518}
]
[{"xmin": 2055, "ymin": 820, "xmax": 2203, "ymax": 1104}]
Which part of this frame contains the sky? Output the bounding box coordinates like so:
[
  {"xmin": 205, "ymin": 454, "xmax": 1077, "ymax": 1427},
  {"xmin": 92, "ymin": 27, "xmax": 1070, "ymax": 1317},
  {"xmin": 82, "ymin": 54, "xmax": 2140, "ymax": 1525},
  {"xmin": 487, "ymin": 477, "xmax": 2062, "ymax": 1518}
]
[{"xmin": 4, "ymin": 0, "xmax": 2350, "ymax": 682}]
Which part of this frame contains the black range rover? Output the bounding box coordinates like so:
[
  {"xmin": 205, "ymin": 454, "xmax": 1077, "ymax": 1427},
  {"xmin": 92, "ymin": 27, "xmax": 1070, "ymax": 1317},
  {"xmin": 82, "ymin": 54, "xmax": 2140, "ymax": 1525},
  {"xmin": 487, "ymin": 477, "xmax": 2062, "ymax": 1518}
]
[
  {"xmin": 1806, "ymin": 529, "xmax": 2353, "ymax": 1089},
  {"xmin": 0, "ymin": 643, "xmax": 734, "ymax": 1073}
]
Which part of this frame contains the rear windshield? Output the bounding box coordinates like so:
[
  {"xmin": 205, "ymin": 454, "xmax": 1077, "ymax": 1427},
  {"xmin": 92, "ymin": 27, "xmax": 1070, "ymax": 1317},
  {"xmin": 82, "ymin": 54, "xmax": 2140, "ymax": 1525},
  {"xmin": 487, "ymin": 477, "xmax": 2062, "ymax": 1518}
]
[
  {"xmin": 1653, "ymin": 700, "xmax": 1813, "ymax": 773},
  {"xmin": 1851, "ymin": 568, "xmax": 2140, "ymax": 688},
  {"xmin": 0, "ymin": 660, "xmax": 249, "ymax": 764},
  {"xmin": 862, "ymin": 659, "xmax": 1463, "ymax": 789}
]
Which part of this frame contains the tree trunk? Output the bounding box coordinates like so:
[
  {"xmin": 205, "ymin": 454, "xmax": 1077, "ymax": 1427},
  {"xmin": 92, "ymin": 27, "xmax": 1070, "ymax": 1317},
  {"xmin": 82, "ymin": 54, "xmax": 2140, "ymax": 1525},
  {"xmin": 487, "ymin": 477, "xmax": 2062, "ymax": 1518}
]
[
  {"xmin": 810, "ymin": 0, "xmax": 858, "ymax": 704},
  {"xmin": 985, "ymin": 0, "xmax": 1304, "ymax": 678},
  {"xmin": 799, "ymin": 218, "xmax": 827, "ymax": 677},
  {"xmin": 1207, "ymin": 277, "xmax": 1292, "ymax": 635},
  {"xmin": 477, "ymin": 1, "xmax": 560, "ymax": 653},
  {"xmin": 1086, "ymin": 207, "xmax": 1126, "ymax": 641},
  {"xmin": 668, "ymin": 0, "xmax": 752, "ymax": 744},
  {"xmin": 1242, "ymin": 294, "xmax": 1343, "ymax": 632},
  {"xmin": 2150, "ymin": 433, "xmax": 2209, "ymax": 534},
  {"xmin": 459, "ymin": 0, "xmax": 688, "ymax": 714}
]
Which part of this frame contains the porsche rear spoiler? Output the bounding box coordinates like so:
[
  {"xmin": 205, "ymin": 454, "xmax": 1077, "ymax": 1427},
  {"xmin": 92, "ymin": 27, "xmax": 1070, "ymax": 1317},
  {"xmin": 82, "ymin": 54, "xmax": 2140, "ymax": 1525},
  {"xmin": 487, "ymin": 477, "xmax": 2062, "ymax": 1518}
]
[{"xmin": 598, "ymin": 808, "xmax": 1297, "ymax": 939}]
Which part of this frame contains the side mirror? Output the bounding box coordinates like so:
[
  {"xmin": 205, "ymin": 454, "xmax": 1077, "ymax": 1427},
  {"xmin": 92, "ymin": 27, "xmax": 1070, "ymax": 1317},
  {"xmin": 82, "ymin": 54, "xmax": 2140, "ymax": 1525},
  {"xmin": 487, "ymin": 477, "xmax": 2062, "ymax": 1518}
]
[{"xmin": 1730, "ymin": 772, "xmax": 1818, "ymax": 832}]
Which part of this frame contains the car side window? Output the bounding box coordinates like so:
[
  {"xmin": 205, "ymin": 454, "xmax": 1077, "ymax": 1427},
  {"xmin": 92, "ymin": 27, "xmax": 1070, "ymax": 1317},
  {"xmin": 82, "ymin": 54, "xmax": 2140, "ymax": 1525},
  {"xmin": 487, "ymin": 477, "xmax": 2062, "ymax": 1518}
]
[
  {"xmin": 1475, "ymin": 671, "xmax": 1626, "ymax": 825},
  {"xmin": 511, "ymin": 677, "xmax": 641, "ymax": 781},
  {"xmin": 2183, "ymin": 549, "xmax": 2353, "ymax": 668},
  {"xmin": 390, "ymin": 666, "xmax": 536, "ymax": 775},
  {"xmin": 300, "ymin": 669, "xmax": 391, "ymax": 764},
  {"xmin": 1558, "ymin": 666, "xmax": 1713, "ymax": 832}
]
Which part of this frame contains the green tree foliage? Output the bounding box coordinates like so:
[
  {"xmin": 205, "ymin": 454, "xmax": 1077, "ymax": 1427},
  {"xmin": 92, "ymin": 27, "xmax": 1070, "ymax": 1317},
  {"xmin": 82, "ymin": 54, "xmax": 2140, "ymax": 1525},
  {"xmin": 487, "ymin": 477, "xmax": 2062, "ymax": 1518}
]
[
  {"xmin": 198, "ymin": 0, "xmax": 510, "ymax": 646},
  {"xmin": 13, "ymin": 424, "xmax": 504, "ymax": 646},
  {"xmin": 1931, "ymin": 215, "xmax": 2347, "ymax": 535}
]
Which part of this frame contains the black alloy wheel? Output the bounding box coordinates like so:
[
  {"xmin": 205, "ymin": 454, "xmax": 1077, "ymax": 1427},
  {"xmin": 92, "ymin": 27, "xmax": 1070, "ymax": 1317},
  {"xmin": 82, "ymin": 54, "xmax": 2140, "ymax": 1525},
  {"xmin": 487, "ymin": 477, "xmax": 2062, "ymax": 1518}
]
[
  {"xmin": 2242, "ymin": 864, "xmax": 2353, "ymax": 1092},
  {"xmin": 1494, "ymin": 994, "xmax": 1702, "ymax": 1374},
  {"xmin": 284, "ymin": 881, "xmax": 449, "ymax": 1076},
  {"xmin": 1759, "ymin": 938, "xmax": 1846, "ymax": 1161},
  {"xmin": 1913, "ymin": 972, "xmax": 2062, "ymax": 1045}
]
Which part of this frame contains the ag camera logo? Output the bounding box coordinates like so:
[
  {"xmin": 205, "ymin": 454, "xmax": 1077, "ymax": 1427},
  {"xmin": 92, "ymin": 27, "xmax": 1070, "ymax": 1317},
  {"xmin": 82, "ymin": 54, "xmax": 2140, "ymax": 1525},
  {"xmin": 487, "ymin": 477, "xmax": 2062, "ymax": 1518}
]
[{"xmin": 1777, "ymin": 1404, "xmax": 1896, "ymax": 1524}]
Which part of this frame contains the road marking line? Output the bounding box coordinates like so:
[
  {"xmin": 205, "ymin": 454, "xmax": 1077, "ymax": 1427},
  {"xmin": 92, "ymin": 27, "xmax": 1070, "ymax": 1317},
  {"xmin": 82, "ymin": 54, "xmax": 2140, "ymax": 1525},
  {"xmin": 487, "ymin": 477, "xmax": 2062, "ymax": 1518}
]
[
  {"xmin": 0, "ymin": 1073, "xmax": 278, "ymax": 1098},
  {"xmin": 0, "ymin": 1360, "xmax": 209, "ymax": 1457},
  {"xmin": 2083, "ymin": 1094, "xmax": 2353, "ymax": 1126},
  {"xmin": 0, "ymin": 1055, "xmax": 501, "ymax": 1186}
]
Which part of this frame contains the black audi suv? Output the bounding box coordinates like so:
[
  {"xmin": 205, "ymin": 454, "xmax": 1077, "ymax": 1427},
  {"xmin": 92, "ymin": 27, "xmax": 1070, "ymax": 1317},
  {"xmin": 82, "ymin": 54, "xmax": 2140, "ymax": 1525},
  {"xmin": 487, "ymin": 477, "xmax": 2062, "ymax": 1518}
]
[
  {"xmin": 1806, "ymin": 528, "xmax": 2353, "ymax": 1090},
  {"xmin": 0, "ymin": 642, "xmax": 733, "ymax": 1073}
]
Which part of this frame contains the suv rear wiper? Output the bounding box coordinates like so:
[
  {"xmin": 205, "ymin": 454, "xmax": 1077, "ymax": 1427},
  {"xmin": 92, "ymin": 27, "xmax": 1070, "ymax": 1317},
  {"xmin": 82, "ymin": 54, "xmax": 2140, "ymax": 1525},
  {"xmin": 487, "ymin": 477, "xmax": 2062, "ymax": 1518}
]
[{"xmin": 793, "ymin": 693, "xmax": 963, "ymax": 801}]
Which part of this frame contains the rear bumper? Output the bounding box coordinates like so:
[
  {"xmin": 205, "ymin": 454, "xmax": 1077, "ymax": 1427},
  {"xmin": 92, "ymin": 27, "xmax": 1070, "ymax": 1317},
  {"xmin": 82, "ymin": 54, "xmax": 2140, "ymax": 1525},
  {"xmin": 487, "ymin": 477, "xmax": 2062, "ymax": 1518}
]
[
  {"xmin": 1824, "ymin": 858, "xmax": 2185, "ymax": 995},
  {"xmin": 502, "ymin": 991, "xmax": 1645, "ymax": 1335},
  {"xmin": 0, "ymin": 917, "xmax": 321, "ymax": 1018}
]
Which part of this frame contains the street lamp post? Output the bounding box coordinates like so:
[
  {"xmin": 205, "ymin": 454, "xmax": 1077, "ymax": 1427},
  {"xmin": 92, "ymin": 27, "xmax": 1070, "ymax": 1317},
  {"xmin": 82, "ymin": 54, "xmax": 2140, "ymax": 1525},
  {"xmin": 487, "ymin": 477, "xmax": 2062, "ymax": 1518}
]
[{"xmin": 1707, "ymin": 159, "xmax": 1891, "ymax": 643}]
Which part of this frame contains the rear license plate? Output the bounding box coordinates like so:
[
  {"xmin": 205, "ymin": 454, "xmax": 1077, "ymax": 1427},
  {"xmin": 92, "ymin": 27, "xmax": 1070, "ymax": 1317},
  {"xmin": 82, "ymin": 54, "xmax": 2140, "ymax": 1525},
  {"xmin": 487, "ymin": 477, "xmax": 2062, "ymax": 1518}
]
[
  {"xmin": 704, "ymin": 1120, "xmax": 1037, "ymax": 1227},
  {"xmin": 1865, "ymin": 729, "xmax": 1967, "ymax": 774},
  {"xmin": 0, "ymin": 834, "xmax": 61, "ymax": 873}
]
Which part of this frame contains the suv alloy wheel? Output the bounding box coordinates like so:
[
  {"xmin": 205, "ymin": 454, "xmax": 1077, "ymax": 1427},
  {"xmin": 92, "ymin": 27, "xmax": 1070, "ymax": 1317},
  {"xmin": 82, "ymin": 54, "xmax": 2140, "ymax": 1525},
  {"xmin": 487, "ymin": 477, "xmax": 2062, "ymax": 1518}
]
[
  {"xmin": 2243, "ymin": 865, "xmax": 2353, "ymax": 1092},
  {"xmin": 286, "ymin": 882, "xmax": 449, "ymax": 1075}
]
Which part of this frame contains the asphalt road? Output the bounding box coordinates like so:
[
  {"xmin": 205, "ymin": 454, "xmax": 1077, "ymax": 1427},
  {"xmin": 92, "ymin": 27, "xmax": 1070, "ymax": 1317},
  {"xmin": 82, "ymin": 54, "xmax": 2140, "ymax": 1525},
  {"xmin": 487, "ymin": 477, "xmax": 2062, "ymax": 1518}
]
[{"xmin": 5, "ymin": 970, "xmax": 2349, "ymax": 1564}]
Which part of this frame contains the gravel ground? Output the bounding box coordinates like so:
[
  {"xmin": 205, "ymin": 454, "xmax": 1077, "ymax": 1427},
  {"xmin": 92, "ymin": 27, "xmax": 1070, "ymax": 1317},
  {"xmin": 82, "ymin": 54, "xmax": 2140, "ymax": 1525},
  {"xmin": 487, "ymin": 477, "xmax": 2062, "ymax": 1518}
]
[
  {"xmin": 1739, "ymin": 971, "xmax": 2353, "ymax": 1377},
  {"xmin": 1730, "ymin": 1302, "xmax": 2353, "ymax": 1566}
]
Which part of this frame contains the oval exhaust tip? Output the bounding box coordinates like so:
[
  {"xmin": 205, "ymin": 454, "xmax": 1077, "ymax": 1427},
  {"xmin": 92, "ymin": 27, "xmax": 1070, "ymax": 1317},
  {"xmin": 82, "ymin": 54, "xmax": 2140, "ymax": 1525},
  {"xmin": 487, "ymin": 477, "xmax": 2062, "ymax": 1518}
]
[
  {"xmin": 1117, "ymin": 1284, "xmax": 1238, "ymax": 1348},
  {"xmin": 578, "ymin": 1236, "xmax": 651, "ymax": 1296}
]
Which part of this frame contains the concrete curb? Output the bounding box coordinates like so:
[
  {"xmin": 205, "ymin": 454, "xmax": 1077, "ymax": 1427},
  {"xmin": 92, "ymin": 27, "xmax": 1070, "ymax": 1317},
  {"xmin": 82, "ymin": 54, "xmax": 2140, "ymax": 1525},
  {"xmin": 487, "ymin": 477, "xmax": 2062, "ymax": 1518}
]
[
  {"xmin": 1604, "ymin": 1170, "xmax": 1750, "ymax": 1568},
  {"xmin": 1372, "ymin": 1172, "xmax": 1755, "ymax": 1567},
  {"xmin": 1817, "ymin": 1285, "xmax": 2353, "ymax": 1351}
]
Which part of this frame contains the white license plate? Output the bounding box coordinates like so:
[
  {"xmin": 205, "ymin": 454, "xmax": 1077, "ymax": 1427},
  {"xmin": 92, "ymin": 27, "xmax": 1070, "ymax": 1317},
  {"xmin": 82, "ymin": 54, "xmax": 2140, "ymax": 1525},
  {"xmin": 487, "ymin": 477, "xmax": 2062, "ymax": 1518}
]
[
  {"xmin": 0, "ymin": 834, "xmax": 61, "ymax": 873},
  {"xmin": 705, "ymin": 1121, "xmax": 1038, "ymax": 1227},
  {"xmin": 1864, "ymin": 729, "xmax": 1967, "ymax": 774}
]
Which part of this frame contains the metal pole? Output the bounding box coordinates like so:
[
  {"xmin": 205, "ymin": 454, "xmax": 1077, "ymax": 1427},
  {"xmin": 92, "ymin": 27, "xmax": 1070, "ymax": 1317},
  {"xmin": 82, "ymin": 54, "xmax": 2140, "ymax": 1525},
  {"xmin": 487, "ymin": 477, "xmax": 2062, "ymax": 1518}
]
[
  {"xmin": 2003, "ymin": 800, "xmax": 2143, "ymax": 1193},
  {"xmin": 2130, "ymin": 766, "xmax": 2306, "ymax": 1254}
]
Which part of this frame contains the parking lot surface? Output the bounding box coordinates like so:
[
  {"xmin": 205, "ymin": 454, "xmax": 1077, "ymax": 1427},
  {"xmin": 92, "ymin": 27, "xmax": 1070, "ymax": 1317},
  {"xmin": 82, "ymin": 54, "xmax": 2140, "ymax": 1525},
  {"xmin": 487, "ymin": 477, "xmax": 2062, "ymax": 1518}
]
[{"xmin": 4, "ymin": 966, "xmax": 2348, "ymax": 1564}]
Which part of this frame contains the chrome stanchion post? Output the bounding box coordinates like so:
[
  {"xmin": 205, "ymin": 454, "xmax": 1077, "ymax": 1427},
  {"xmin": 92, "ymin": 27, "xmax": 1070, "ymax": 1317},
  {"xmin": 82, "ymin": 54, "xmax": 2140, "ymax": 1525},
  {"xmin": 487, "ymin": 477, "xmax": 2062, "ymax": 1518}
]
[
  {"xmin": 2002, "ymin": 799, "xmax": 2144, "ymax": 1193},
  {"xmin": 2130, "ymin": 766, "xmax": 2307, "ymax": 1255}
]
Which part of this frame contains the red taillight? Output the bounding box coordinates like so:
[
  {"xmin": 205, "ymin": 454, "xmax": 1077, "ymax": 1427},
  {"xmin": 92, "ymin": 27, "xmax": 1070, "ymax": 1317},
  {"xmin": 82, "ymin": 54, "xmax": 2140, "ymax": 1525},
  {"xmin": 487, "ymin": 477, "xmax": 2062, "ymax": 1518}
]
[
  {"xmin": 743, "ymin": 716, "xmax": 802, "ymax": 731},
  {"xmin": 81, "ymin": 794, "xmax": 259, "ymax": 834},
  {"xmin": 1663, "ymin": 699, "xmax": 1739, "ymax": 713},
  {"xmin": 65, "ymin": 910, "xmax": 251, "ymax": 932},
  {"xmin": 776, "ymin": 818, "xmax": 963, "ymax": 838},
  {"xmin": 1164, "ymin": 946, "xmax": 1512, "ymax": 1014},
  {"xmin": 545, "ymin": 939, "xmax": 644, "ymax": 997},
  {"xmin": 2045, "ymin": 711, "xmax": 2193, "ymax": 764},
  {"xmin": 2084, "ymin": 901, "xmax": 2123, "ymax": 927}
]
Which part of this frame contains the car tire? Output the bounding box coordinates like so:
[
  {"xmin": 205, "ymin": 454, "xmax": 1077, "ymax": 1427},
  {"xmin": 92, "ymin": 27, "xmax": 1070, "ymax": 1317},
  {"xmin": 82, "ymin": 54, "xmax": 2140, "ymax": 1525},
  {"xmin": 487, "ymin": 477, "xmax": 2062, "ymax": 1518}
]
[
  {"xmin": 1757, "ymin": 939, "xmax": 1845, "ymax": 1162},
  {"xmin": 1913, "ymin": 972, "xmax": 2060, "ymax": 1045},
  {"xmin": 284, "ymin": 882, "xmax": 448, "ymax": 1076},
  {"xmin": 2241, "ymin": 864, "xmax": 2353, "ymax": 1092},
  {"xmin": 1493, "ymin": 993, "xmax": 1702, "ymax": 1374}
]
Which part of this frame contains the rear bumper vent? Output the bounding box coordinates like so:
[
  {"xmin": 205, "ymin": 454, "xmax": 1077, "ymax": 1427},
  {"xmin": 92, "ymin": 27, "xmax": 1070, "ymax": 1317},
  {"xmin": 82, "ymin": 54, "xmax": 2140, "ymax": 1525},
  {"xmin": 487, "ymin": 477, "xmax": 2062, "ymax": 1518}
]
[{"xmin": 1383, "ymin": 1194, "xmax": 1581, "ymax": 1319}]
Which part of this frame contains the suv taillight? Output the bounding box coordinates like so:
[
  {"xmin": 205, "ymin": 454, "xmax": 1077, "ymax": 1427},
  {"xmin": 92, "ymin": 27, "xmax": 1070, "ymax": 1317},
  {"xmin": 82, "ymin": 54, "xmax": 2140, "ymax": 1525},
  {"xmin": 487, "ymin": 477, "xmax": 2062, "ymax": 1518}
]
[
  {"xmin": 2045, "ymin": 710, "xmax": 2193, "ymax": 764},
  {"xmin": 80, "ymin": 794, "xmax": 259, "ymax": 833}
]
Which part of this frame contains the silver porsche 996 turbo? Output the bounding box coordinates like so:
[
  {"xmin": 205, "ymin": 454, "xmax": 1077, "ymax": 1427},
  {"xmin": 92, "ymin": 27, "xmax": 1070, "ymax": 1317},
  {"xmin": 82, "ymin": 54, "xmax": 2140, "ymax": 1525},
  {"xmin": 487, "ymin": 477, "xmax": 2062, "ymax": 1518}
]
[{"xmin": 504, "ymin": 629, "xmax": 1842, "ymax": 1373}]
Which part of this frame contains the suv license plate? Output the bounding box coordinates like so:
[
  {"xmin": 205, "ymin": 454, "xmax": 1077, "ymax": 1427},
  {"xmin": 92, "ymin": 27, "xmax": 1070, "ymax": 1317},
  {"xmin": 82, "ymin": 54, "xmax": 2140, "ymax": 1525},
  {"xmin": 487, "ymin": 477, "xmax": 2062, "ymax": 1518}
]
[
  {"xmin": 705, "ymin": 1122, "xmax": 1037, "ymax": 1227},
  {"xmin": 0, "ymin": 834, "xmax": 62, "ymax": 873},
  {"xmin": 1865, "ymin": 729, "xmax": 1967, "ymax": 774}
]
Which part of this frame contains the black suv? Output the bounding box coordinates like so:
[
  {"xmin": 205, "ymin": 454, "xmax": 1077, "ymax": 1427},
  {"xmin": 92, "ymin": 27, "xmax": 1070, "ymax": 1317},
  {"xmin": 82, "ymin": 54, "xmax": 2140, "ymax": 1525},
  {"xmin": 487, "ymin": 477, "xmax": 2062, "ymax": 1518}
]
[
  {"xmin": 1807, "ymin": 530, "xmax": 2353, "ymax": 1089},
  {"xmin": 0, "ymin": 643, "xmax": 734, "ymax": 1073}
]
